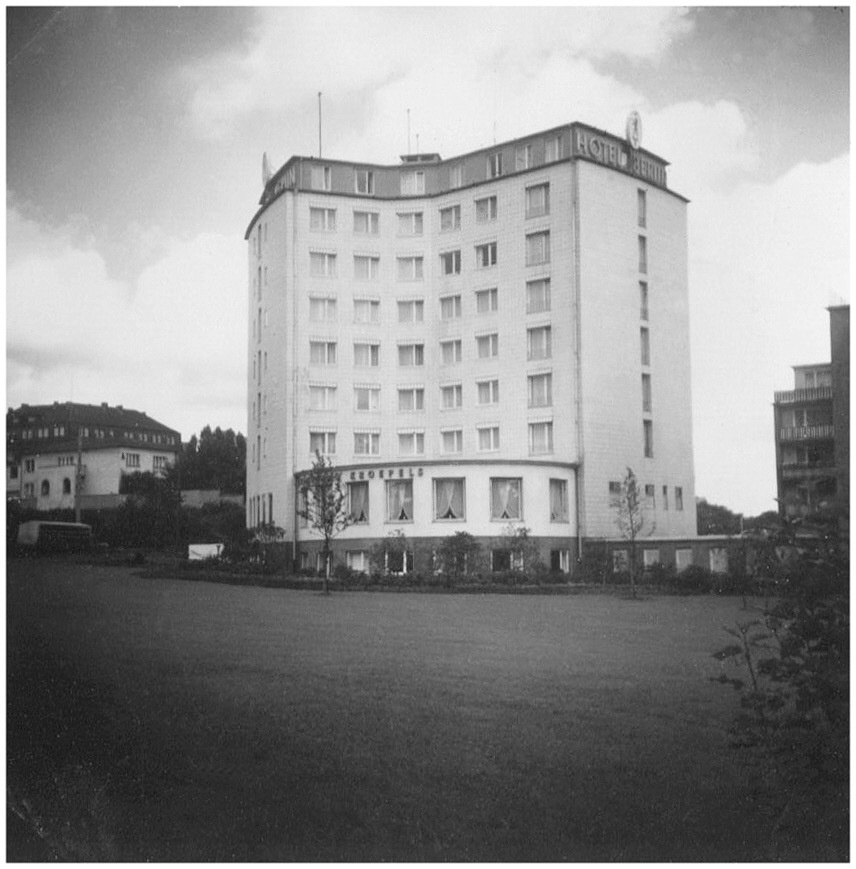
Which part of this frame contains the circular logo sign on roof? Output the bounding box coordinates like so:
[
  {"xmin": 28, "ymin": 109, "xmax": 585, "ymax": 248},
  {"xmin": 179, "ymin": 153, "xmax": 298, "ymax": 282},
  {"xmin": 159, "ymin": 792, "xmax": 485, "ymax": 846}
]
[{"xmin": 626, "ymin": 111, "xmax": 642, "ymax": 150}]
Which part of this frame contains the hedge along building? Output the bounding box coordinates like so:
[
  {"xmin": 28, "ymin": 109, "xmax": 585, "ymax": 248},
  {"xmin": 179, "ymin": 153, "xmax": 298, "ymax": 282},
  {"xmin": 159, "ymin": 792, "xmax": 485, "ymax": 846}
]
[{"xmin": 245, "ymin": 116, "xmax": 697, "ymax": 574}]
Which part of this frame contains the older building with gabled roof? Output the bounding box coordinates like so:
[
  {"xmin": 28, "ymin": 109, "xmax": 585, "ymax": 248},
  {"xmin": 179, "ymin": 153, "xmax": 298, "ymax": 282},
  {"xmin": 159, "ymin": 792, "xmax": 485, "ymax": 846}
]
[{"xmin": 6, "ymin": 402, "xmax": 180, "ymax": 511}]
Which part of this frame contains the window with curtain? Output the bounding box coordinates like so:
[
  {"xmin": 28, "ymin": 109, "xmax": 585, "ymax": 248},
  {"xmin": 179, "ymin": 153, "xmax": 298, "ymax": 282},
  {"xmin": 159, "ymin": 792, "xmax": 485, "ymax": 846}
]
[
  {"xmin": 348, "ymin": 481, "xmax": 369, "ymax": 524},
  {"xmin": 490, "ymin": 478, "xmax": 521, "ymax": 520},
  {"xmin": 550, "ymin": 479, "xmax": 569, "ymax": 522},
  {"xmin": 387, "ymin": 480, "xmax": 413, "ymax": 522},
  {"xmin": 434, "ymin": 478, "xmax": 465, "ymax": 520}
]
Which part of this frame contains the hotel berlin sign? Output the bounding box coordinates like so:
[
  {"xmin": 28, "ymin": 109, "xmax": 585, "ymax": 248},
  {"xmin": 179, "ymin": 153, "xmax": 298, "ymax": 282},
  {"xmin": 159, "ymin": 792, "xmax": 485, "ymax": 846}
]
[{"xmin": 571, "ymin": 115, "xmax": 667, "ymax": 188}]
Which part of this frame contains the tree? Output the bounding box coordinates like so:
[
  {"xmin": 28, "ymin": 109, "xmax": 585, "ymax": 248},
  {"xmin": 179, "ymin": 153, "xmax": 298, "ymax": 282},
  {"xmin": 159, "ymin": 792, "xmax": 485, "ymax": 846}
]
[
  {"xmin": 436, "ymin": 532, "xmax": 484, "ymax": 585},
  {"xmin": 171, "ymin": 426, "xmax": 246, "ymax": 495},
  {"xmin": 697, "ymin": 498, "xmax": 744, "ymax": 535},
  {"xmin": 296, "ymin": 452, "xmax": 354, "ymax": 594},
  {"xmin": 610, "ymin": 467, "xmax": 654, "ymax": 597}
]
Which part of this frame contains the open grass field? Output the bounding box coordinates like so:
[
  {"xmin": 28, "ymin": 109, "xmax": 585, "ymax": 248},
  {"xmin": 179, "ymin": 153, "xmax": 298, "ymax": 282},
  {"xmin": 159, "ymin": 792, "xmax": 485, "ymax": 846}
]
[{"xmin": 6, "ymin": 558, "xmax": 846, "ymax": 861}]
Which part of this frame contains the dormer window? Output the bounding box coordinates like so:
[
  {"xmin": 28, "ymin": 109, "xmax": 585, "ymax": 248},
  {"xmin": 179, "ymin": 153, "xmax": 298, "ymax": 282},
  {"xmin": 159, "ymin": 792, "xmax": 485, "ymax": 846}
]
[{"xmin": 355, "ymin": 169, "xmax": 374, "ymax": 195}]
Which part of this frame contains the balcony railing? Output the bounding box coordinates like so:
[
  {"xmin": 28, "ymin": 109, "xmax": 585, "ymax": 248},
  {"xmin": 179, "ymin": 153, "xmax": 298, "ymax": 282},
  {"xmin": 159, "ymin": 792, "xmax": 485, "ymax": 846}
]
[
  {"xmin": 774, "ymin": 386, "xmax": 833, "ymax": 404},
  {"xmin": 778, "ymin": 424, "xmax": 835, "ymax": 442}
]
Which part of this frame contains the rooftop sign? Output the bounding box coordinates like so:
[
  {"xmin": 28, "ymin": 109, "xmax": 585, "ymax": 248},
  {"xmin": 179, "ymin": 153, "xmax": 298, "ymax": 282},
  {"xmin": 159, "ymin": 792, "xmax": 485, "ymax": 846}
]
[{"xmin": 571, "ymin": 120, "xmax": 667, "ymax": 188}]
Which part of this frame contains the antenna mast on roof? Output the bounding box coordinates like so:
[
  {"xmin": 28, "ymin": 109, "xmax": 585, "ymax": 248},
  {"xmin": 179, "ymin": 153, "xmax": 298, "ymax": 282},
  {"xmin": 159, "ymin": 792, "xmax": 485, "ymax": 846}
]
[
  {"xmin": 318, "ymin": 91, "xmax": 323, "ymax": 158},
  {"xmin": 407, "ymin": 108, "xmax": 411, "ymax": 155}
]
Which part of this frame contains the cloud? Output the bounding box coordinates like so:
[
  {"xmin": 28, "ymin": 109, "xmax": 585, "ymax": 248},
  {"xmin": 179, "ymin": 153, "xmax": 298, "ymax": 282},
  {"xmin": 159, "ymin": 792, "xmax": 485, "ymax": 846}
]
[
  {"xmin": 182, "ymin": 7, "xmax": 694, "ymax": 143},
  {"xmin": 688, "ymin": 154, "xmax": 849, "ymax": 513},
  {"xmin": 6, "ymin": 205, "xmax": 247, "ymax": 439}
]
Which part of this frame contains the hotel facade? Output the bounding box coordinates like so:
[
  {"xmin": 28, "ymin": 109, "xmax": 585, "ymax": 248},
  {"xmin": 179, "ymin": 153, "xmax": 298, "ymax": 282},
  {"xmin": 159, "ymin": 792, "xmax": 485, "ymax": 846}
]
[{"xmin": 245, "ymin": 119, "xmax": 697, "ymax": 573}]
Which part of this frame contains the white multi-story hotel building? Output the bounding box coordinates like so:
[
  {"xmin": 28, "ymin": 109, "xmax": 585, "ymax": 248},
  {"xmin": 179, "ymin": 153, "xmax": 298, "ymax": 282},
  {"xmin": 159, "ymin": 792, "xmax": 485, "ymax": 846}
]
[{"xmin": 246, "ymin": 118, "xmax": 697, "ymax": 573}]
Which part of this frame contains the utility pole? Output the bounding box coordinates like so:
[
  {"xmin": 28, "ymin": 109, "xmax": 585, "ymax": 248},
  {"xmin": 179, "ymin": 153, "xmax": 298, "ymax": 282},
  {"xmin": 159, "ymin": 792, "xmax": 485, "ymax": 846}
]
[
  {"xmin": 74, "ymin": 429, "xmax": 83, "ymax": 523},
  {"xmin": 318, "ymin": 91, "xmax": 322, "ymax": 158}
]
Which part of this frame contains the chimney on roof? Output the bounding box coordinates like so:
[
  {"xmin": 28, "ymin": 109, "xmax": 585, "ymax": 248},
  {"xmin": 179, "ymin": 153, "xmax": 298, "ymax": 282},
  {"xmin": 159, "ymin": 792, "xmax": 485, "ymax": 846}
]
[
  {"xmin": 102, "ymin": 402, "xmax": 108, "ymax": 408},
  {"xmin": 117, "ymin": 405, "xmax": 123, "ymax": 411}
]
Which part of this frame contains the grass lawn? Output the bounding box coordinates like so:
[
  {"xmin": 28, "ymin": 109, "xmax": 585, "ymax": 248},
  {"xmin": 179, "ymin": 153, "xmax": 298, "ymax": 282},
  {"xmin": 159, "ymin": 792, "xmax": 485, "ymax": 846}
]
[{"xmin": 6, "ymin": 558, "xmax": 846, "ymax": 861}]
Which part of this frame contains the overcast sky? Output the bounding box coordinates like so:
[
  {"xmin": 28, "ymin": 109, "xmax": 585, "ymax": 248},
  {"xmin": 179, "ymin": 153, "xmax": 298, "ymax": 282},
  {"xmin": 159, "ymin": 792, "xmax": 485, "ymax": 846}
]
[{"xmin": 5, "ymin": 6, "xmax": 850, "ymax": 515}]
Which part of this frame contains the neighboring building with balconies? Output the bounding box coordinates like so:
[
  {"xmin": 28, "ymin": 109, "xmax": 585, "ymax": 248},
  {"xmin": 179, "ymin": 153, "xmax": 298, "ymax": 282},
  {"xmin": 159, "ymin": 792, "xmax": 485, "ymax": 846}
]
[
  {"xmin": 773, "ymin": 305, "xmax": 849, "ymax": 521},
  {"xmin": 6, "ymin": 402, "xmax": 181, "ymax": 512}
]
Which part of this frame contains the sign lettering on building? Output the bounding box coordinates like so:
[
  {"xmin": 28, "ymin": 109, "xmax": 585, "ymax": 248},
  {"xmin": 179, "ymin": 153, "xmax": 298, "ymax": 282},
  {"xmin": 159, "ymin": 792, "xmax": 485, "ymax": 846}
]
[{"xmin": 572, "ymin": 123, "xmax": 667, "ymax": 189}]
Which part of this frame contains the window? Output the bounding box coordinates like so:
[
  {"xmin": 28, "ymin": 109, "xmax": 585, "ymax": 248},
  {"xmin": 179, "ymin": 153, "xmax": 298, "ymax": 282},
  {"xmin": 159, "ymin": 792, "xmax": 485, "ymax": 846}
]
[
  {"xmin": 487, "ymin": 152, "xmax": 503, "ymax": 178},
  {"xmin": 348, "ymin": 482, "xmax": 369, "ymax": 524},
  {"xmin": 527, "ymin": 326, "xmax": 552, "ymax": 360},
  {"xmin": 545, "ymin": 479, "xmax": 569, "ymax": 523},
  {"xmin": 10, "ymin": 465, "xmax": 19, "ymax": 479},
  {"xmin": 387, "ymin": 479, "xmax": 413, "ymax": 522},
  {"xmin": 491, "ymin": 478, "xmax": 521, "ymax": 520},
  {"xmin": 353, "ymin": 343, "xmax": 380, "ymax": 368},
  {"xmin": 309, "ymin": 296, "xmax": 337, "ymax": 322},
  {"xmin": 24, "ymin": 459, "xmax": 34, "ymax": 473},
  {"xmin": 434, "ymin": 478, "xmax": 465, "ymax": 520},
  {"xmin": 526, "ymin": 278, "xmax": 551, "ymax": 314},
  {"xmin": 477, "ymin": 425, "xmax": 500, "ymax": 451},
  {"xmin": 638, "ymin": 235, "xmax": 648, "ymax": 273},
  {"xmin": 644, "ymin": 420, "xmax": 654, "ymax": 458},
  {"xmin": 440, "ymin": 205, "xmax": 461, "ymax": 231},
  {"xmin": 440, "ymin": 250, "xmax": 462, "ymax": 275},
  {"xmin": 310, "ymin": 251, "xmax": 337, "ymax": 277},
  {"xmin": 126, "ymin": 453, "xmax": 140, "ymax": 468},
  {"xmin": 41, "ymin": 479, "xmax": 50, "ymax": 496},
  {"xmin": 397, "ymin": 299, "xmax": 424, "ymax": 323},
  {"xmin": 397, "ymin": 212, "xmax": 423, "ymax": 235},
  {"xmin": 310, "ymin": 207, "xmax": 336, "ymax": 231},
  {"xmin": 637, "ymin": 189, "xmax": 647, "ymax": 228},
  {"xmin": 309, "ymin": 340, "xmax": 337, "ymax": 365},
  {"xmin": 310, "ymin": 165, "xmax": 331, "ymax": 191},
  {"xmin": 662, "ymin": 485, "xmax": 669, "ymax": 510},
  {"xmin": 398, "ymin": 343, "xmax": 424, "ymax": 366},
  {"xmin": 476, "ymin": 332, "xmax": 499, "ymax": 358},
  {"xmin": 528, "ymin": 373, "xmax": 552, "ymax": 408},
  {"xmin": 640, "ymin": 327, "xmax": 650, "ymax": 365},
  {"xmin": 640, "ymin": 282, "xmax": 649, "ymax": 321},
  {"xmin": 354, "ymin": 431, "xmax": 380, "ymax": 455},
  {"xmin": 441, "ymin": 429, "xmax": 463, "ymax": 454},
  {"xmin": 309, "ymin": 430, "xmax": 336, "ymax": 455},
  {"xmin": 644, "ymin": 483, "xmax": 655, "ymax": 507},
  {"xmin": 525, "ymin": 183, "xmax": 550, "ymax": 218},
  {"xmin": 62, "ymin": 478, "xmax": 71, "ymax": 495},
  {"xmin": 643, "ymin": 549, "xmax": 660, "ymax": 568},
  {"xmin": 354, "ymin": 255, "xmax": 380, "ymax": 280},
  {"xmin": 515, "ymin": 143, "xmax": 533, "ymax": 170},
  {"xmin": 354, "ymin": 386, "xmax": 380, "ymax": 410},
  {"xmin": 551, "ymin": 549, "xmax": 571, "ymax": 573},
  {"xmin": 440, "ymin": 295, "xmax": 462, "ymax": 320},
  {"xmin": 441, "ymin": 340, "xmax": 462, "ymax": 365},
  {"xmin": 477, "ymin": 379, "xmax": 499, "ymax": 405},
  {"xmin": 526, "ymin": 231, "xmax": 550, "ymax": 266},
  {"xmin": 675, "ymin": 487, "xmax": 684, "ymax": 511},
  {"xmin": 353, "ymin": 210, "xmax": 379, "ymax": 234},
  {"xmin": 449, "ymin": 164, "xmax": 464, "ymax": 189},
  {"xmin": 400, "ymin": 170, "xmax": 425, "ymax": 195},
  {"xmin": 398, "ymin": 430, "xmax": 425, "ymax": 456},
  {"xmin": 475, "ymin": 287, "xmax": 498, "ymax": 313},
  {"xmin": 529, "ymin": 421, "xmax": 553, "ymax": 455},
  {"xmin": 642, "ymin": 373, "xmax": 652, "ymax": 412},
  {"xmin": 309, "ymin": 385, "xmax": 337, "ymax": 410},
  {"xmin": 545, "ymin": 135, "xmax": 560, "ymax": 163},
  {"xmin": 354, "ymin": 170, "xmax": 374, "ymax": 195},
  {"xmin": 441, "ymin": 383, "xmax": 462, "ymax": 408},
  {"xmin": 353, "ymin": 298, "xmax": 380, "ymax": 323},
  {"xmin": 398, "ymin": 387, "xmax": 424, "ymax": 411},
  {"xmin": 475, "ymin": 196, "xmax": 497, "ymax": 223},
  {"xmin": 676, "ymin": 549, "xmax": 693, "ymax": 572},
  {"xmin": 347, "ymin": 550, "xmax": 369, "ymax": 572},
  {"xmin": 397, "ymin": 256, "xmax": 424, "ymax": 281},
  {"xmin": 475, "ymin": 242, "xmax": 498, "ymax": 268}
]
